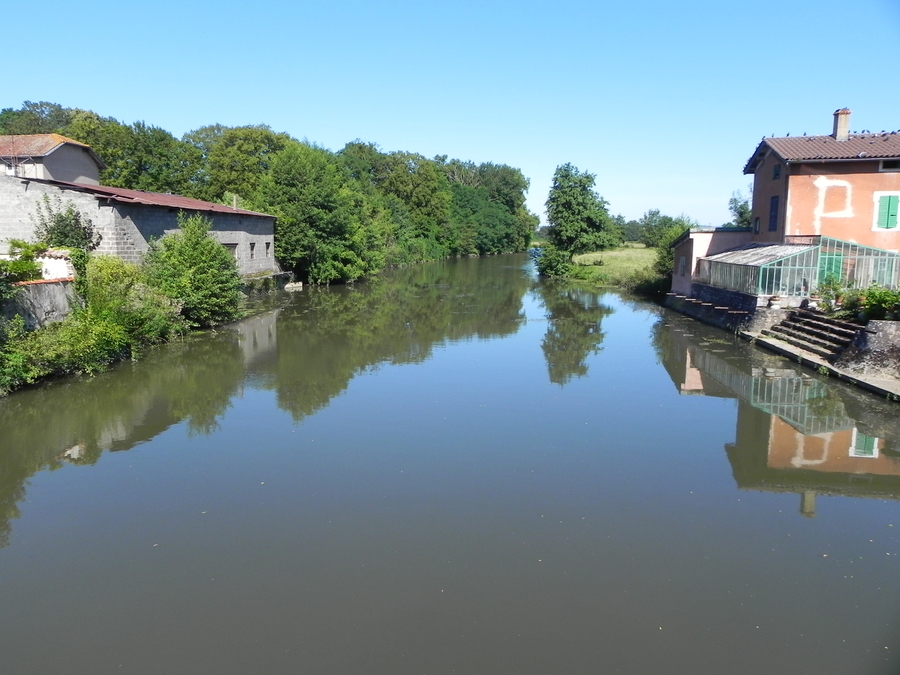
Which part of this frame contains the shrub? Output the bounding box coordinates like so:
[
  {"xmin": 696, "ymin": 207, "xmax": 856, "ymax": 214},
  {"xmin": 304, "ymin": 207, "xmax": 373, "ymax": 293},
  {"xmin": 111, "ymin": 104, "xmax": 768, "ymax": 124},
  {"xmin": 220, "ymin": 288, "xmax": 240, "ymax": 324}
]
[
  {"xmin": 143, "ymin": 212, "xmax": 242, "ymax": 328},
  {"xmin": 534, "ymin": 244, "xmax": 573, "ymax": 278},
  {"xmin": 0, "ymin": 240, "xmax": 44, "ymax": 301},
  {"xmin": 859, "ymin": 285, "xmax": 900, "ymax": 321},
  {"xmin": 31, "ymin": 194, "xmax": 101, "ymax": 250},
  {"xmin": 85, "ymin": 255, "xmax": 185, "ymax": 344}
]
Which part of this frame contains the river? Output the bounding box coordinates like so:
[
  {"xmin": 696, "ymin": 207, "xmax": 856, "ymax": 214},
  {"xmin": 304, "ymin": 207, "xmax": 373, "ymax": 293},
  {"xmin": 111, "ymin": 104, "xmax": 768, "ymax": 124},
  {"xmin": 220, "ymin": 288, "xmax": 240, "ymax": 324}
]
[{"xmin": 1, "ymin": 253, "xmax": 898, "ymax": 674}]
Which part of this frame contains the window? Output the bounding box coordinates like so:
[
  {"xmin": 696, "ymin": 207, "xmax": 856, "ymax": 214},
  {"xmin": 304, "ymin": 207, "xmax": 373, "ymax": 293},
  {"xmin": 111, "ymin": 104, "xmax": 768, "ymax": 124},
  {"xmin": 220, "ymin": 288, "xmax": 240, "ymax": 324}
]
[
  {"xmin": 753, "ymin": 217, "xmax": 760, "ymax": 234},
  {"xmin": 678, "ymin": 256, "xmax": 686, "ymax": 276},
  {"xmin": 850, "ymin": 429, "xmax": 879, "ymax": 458},
  {"xmin": 223, "ymin": 243, "xmax": 238, "ymax": 258},
  {"xmin": 880, "ymin": 159, "xmax": 900, "ymax": 172},
  {"xmin": 773, "ymin": 163, "xmax": 781, "ymax": 180},
  {"xmin": 875, "ymin": 194, "xmax": 899, "ymax": 230},
  {"xmin": 768, "ymin": 195, "xmax": 779, "ymax": 232},
  {"xmin": 265, "ymin": 242, "xmax": 271, "ymax": 257},
  {"xmin": 250, "ymin": 242, "xmax": 256, "ymax": 259}
]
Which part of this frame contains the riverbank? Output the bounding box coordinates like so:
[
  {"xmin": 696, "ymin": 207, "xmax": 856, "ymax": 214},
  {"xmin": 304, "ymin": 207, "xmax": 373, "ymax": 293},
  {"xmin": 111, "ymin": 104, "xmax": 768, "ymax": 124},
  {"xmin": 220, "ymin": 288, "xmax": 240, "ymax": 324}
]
[{"xmin": 664, "ymin": 293, "xmax": 900, "ymax": 401}]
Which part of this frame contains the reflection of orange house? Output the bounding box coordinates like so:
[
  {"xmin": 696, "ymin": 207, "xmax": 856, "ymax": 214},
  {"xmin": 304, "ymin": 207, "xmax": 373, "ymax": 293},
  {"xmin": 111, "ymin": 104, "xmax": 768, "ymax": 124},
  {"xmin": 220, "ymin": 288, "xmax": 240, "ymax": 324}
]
[
  {"xmin": 766, "ymin": 417, "xmax": 894, "ymax": 475},
  {"xmin": 743, "ymin": 108, "xmax": 900, "ymax": 248}
]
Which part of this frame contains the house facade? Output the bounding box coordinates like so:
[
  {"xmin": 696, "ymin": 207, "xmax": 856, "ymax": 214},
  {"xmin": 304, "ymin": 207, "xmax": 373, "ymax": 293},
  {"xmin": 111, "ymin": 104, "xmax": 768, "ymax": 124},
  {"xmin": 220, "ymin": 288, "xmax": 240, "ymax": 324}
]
[
  {"xmin": 744, "ymin": 108, "xmax": 900, "ymax": 248},
  {"xmin": 672, "ymin": 109, "xmax": 900, "ymax": 306},
  {"xmin": 0, "ymin": 173, "xmax": 278, "ymax": 276},
  {"xmin": 0, "ymin": 134, "xmax": 105, "ymax": 185}
]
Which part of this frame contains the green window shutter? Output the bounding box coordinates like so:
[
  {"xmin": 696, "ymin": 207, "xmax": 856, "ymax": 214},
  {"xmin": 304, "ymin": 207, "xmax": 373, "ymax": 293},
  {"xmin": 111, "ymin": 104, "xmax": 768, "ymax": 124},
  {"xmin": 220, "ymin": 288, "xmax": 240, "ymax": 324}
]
[{"xmin": 878, "ymin": 195, "xmax": 899, "ymax": 229}]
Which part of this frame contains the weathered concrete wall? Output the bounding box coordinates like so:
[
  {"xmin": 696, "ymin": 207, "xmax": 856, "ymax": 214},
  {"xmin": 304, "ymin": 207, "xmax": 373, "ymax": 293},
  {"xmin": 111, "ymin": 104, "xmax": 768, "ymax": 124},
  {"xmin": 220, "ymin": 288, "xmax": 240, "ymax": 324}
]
[
  {"xmin": 0, "ymin": 173, "xmax": 116, "ymax": 244},
  {"xmin": 112, "ymin": 204, "xmax": 277, "ymax": 275},
  {"xmin": 1, "ymin": 279, "xmax": 77, "ymax": 329},
  {"xmin": 0, "ymin": 174, "xmax": 278, "ymax": 275}
]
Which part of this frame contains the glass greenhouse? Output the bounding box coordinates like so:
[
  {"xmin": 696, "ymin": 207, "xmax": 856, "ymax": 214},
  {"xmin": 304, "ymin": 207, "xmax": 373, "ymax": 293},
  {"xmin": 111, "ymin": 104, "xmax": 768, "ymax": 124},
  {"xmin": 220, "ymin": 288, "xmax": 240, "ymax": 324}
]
[{"xmin": 696, "ymin": 236, "xmax": 900, "ymax": 297}]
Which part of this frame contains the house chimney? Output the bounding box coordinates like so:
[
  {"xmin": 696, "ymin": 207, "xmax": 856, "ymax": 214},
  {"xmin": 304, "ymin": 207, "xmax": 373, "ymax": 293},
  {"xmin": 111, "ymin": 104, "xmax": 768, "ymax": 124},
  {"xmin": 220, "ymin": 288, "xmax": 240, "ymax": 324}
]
[{"xmin": 832, "ymin": 108, "xmax": 851, "ymax": 141}]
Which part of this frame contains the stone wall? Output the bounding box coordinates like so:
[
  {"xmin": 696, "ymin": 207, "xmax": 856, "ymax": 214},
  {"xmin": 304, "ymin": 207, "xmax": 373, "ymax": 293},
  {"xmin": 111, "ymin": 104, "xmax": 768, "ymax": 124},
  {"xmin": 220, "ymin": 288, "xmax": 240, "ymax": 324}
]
[
  {"xmin": 837, "ymin": 320, "xmax": 900, "ymax": 379},
  {"xmin": 690, "ymin": 283, "xmax": 761, "ymax": 312},
  {"xmin": 1, "ymin": 279, "xmax": 77, "ymax": 329},
  {"xmin": 665, "ymin": 293, "xmax": 784, "ymax": 334}
]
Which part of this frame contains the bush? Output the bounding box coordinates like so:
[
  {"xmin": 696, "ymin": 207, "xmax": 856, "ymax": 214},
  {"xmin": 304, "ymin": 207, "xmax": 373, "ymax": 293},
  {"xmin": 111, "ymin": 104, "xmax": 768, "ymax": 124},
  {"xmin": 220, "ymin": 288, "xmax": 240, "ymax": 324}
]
[
  {"xmin": 0, "ymin": 312, "xmax": 130, "ymax": 393},
  {"xmin": 143, "ymin": 212, "xmax": 242, "ymax": 328},
  {"xmin": 32, "ymin": 194, "xmax": 101, "ymax": 250},
  {"xmin": 0, "ymin": 240, "xmax": 43, "ymax": 300},
  {"xmin": 534, "ymin": 244, "xmax": 573, "ymax": 278},
  {"xmin": 859, "ymin": 285, "xmax": 900, "ymax": 320},
  {"xmin": 85, "ymin": 255, "xmax": 185, "ymax": 344}
]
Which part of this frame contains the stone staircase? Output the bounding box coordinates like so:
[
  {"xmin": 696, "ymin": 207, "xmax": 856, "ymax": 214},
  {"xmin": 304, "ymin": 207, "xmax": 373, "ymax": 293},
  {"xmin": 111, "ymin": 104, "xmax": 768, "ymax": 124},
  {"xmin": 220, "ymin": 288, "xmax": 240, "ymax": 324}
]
[{"xmin": 761, "ymin": 310, "xmax": 863, "ymax": 361}]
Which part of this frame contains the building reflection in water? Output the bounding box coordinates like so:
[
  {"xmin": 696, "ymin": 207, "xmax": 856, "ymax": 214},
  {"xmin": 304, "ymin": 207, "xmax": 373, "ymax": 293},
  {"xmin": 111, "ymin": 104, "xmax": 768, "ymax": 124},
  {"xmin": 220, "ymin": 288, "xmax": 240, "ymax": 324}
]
[{"xmin": 657, "ymin": 314, "xmax": 900, "ymax": 517}]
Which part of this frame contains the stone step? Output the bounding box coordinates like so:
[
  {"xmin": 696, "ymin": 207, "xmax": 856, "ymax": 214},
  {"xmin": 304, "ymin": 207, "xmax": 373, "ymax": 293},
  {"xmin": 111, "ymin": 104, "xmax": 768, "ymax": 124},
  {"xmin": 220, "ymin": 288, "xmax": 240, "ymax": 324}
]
[
  {"xmin": 778, "ymin": 320, "xmax": 855, "ymax": 348},
  {"xmin": 787, "ymin": 315, "xmax": 859, "ymax": 341},
  {"xmin": 791, "ymin": 310, "xmax": 863, "ymax": 335},
  {"xmin": 768, "ymin": 324, "xmax": 849, "ymax": 352},
  {"xmin": 760, "ymin": 329, "xmax": 841, "ymax": 360}
]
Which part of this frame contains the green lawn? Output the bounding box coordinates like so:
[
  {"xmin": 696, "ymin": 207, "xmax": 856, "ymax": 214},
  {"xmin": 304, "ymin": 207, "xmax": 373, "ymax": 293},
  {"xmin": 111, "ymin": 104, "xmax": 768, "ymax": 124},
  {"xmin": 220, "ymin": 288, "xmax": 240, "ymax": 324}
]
[{"xmin": 572, "ymin": 244, "xmax": 656, "ymax": 286}]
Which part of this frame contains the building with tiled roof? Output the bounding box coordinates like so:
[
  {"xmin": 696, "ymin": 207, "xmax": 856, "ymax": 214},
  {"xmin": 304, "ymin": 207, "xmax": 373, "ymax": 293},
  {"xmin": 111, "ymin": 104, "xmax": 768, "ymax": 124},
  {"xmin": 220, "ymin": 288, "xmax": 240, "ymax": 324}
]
[
  {"xmin": 669, "ymin": 109, "xmax": 900, "ymax": 308},
  {"xmin": 743, "ymin": 109, "xmax": 900, "ymax": 248},
  {"xmin": 0, "ymin": 173, "xmax": 278, "ymax": 276},
  {"xmin": 0, "ymin": 134, "xmax": 105, "ymax": 185}
]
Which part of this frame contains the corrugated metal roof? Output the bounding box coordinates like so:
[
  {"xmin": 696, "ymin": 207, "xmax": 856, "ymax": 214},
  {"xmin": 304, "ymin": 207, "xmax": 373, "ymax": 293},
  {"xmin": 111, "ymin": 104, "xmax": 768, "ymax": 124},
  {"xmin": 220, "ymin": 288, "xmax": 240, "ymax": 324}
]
[
  {"xmin": 704, "ymin": 243, "xmax": 816, "ymax": 266},
  {"xmin": 41, "ymin": 179, "xmax": 274, "ymax": 218},
  {"xmin": 0, "ymin": 134, "xmax": 106, "ymax": 169},
  {"xmin": 744, "ymin": 132, "xmax": 900, "ymax": 173}
]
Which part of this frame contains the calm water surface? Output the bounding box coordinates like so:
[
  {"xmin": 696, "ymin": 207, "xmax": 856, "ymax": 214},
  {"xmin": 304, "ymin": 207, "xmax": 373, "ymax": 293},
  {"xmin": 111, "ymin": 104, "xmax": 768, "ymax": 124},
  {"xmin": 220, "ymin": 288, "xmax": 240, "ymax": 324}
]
[{"xmin": 1, "ymin": 254, "xmax": 899, "ymax": 674}]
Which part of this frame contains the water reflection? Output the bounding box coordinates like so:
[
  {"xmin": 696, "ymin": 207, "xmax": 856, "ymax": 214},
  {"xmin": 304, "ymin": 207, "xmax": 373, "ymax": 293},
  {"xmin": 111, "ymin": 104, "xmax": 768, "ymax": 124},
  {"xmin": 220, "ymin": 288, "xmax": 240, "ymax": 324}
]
[
  {"xmin": 0, "ymin": 256, "xmax": 532, "ymax": 546},
  {"xmin": 532, "ymin": 280, "xmax": 614, "ymax": 385},
  {"xmin": 655, "ymin": 314, "xmax": 900, "ymax": 516}
]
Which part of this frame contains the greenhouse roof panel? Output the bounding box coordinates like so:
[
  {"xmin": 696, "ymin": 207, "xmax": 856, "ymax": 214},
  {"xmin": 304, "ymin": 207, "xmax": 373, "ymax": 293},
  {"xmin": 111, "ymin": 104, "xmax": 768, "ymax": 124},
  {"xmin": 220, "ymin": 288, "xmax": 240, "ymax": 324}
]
[{"xmin": 704, "ymin": 243, "xmax": 817, "ymax": 267}]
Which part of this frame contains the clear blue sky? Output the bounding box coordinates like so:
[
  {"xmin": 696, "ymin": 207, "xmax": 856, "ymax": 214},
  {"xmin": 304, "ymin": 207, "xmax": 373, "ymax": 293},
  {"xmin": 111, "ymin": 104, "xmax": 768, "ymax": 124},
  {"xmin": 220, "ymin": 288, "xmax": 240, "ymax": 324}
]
[{"xmin": 4, "ymin": 0, "xmax": 899, "ymax": 225}]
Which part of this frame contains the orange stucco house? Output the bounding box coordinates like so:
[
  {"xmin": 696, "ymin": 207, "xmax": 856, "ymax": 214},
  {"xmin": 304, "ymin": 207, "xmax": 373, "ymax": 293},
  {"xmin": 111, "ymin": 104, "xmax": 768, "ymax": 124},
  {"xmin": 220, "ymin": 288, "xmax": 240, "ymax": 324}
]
[{"xmin": 673, "ymin": 109, "xmax": 900, "ymax": 307}]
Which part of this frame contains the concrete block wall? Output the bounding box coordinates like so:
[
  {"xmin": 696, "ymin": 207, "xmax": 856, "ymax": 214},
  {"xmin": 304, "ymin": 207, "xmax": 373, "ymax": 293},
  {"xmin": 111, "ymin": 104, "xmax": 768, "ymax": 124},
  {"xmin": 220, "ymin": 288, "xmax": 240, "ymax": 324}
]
[
  {"xmin": 0, "ymin": 175, "xmax": 278, "ymax": 276},
  {"xmin": 0, "ymin": 174, "xmax": 117, "ymax": 247}
]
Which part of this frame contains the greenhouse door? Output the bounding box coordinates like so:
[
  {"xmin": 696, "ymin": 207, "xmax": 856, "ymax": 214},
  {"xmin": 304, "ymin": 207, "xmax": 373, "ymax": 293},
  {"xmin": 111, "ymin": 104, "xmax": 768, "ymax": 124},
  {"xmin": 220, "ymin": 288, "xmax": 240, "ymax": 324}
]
[{"xmin": 818, "ymin": 252, "xmax": 843, "ymax": 284}]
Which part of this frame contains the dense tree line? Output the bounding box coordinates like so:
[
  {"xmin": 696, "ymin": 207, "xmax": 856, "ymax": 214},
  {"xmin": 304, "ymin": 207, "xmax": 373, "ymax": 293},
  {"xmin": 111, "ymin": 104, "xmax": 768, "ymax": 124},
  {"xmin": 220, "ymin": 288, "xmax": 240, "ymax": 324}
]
[{"xmin": 0, "ymin": 101, "xmax": 538, "ymax": 283}]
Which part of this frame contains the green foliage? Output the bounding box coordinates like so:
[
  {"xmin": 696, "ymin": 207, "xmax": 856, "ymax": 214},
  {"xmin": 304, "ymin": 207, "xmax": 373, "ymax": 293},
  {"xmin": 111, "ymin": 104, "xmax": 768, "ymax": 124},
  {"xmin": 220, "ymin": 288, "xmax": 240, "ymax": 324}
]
[
  {"xmin": 855, "ymin": 285, "xmax": 900, "ymax": 320},
  {"xmin": 258, "ymin": 143, "xmax": 387, "ymax": 284},
  {"xmin": 31, "ymin": 194, "xmax": 101, "ymax": 250},
  {"xmin": 202, "ymin": 125, "xmax": 291, "ymax": 202},
  {"xmin": 534, "ymin": 243, "xmax": 573, "ymax": 278},
  {"xmin": 5, "ymin": 100, "xmax": 540, "ymax": 285},
  {"xmin": 728, "ymin": 188, "xmax": 752, "ymax": 229},
  {"xmin": 143, "ymin": 213, "xmax": 242, "ymax": 328},
  {"xmin": 652, "ymin": 223, "xmax": 691, "ymax": 278},
  {"xmin": 545, "ymin": 163, "xmax": 621, "ymax": 255},
  {"xmin": 85, "ymin": 255, "xmax": 185, "ymax": 344},
  {"xmin": 0, "ymin": 241, "xmax": 44, "ymax": 301},
  {"xmin": 816, "ymin": 275, "xmax": 844, "ymax": 313},
  {"xmin": 0, "ymin": 101, "xmax": 71, "ymax": 135}
]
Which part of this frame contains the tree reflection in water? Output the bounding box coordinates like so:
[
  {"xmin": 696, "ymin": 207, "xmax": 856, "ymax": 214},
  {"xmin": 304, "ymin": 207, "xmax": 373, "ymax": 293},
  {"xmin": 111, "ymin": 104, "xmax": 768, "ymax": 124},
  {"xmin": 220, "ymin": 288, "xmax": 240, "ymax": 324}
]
[{"xmin": 532, "ymin": 279, "xmax": 614, "ymax": 385}]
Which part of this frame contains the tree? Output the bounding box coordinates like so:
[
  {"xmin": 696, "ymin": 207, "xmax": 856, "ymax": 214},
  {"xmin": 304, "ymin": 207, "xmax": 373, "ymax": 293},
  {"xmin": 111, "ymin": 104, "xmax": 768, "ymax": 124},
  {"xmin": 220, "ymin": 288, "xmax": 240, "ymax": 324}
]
[
  {"xmin": 143, "ymin": 212, "xmax": 242, "ymax": 328},
  {"xmin": 0, "ymin": 101, "xmax": 71, "ymax": 135},
  {"xmin": 545, "ymin": 163, "xmax": 620, "ymax": 257},
  {"xmin": 255, "ymin": 142, "xmax": 386, "ymax": 284},
  {"xmin": 728, "ymin": 188, "xmax": 752, "ymax": 229},
  {"xmin": 205, "ymin": 125, "xmax": 292, "ymax": 202}
]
